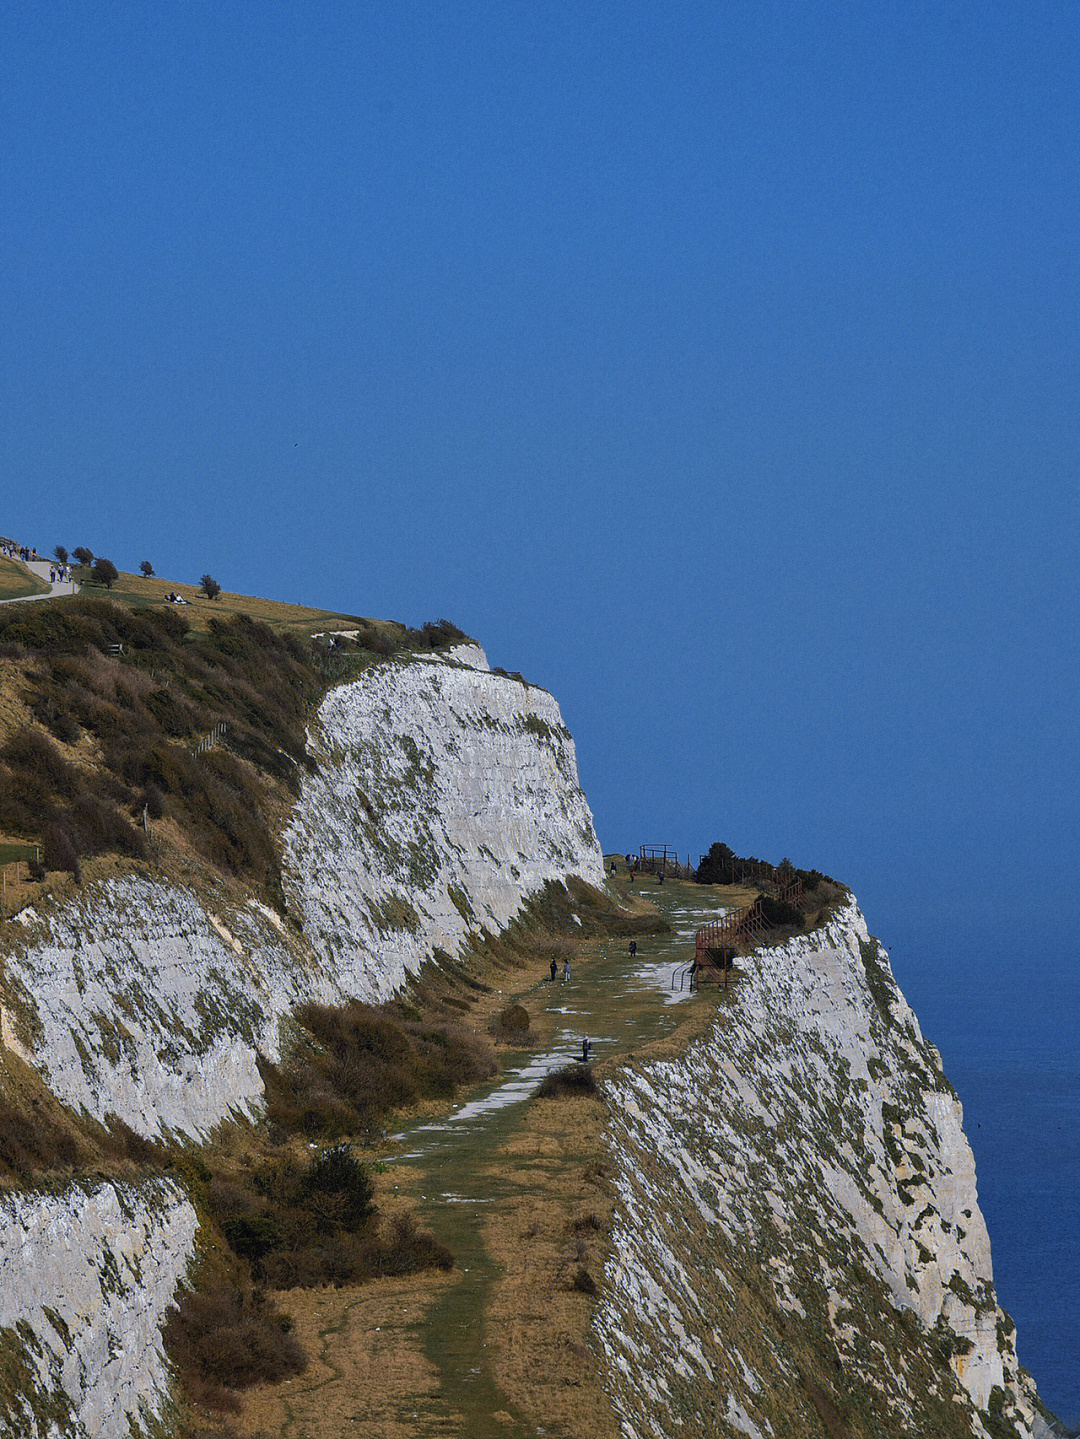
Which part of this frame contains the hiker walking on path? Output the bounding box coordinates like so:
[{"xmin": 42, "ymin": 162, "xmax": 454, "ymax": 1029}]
[
  {"xmin": 549, "ymin": 956, "xmax": 558, "ymax": 983},
  {"xmin": 629, "ymin": 940, "xmax": 637, "ymax": 958},
  {"xmin": 563, "ymin": 956, "xmax": 571, "ymax": 982}
]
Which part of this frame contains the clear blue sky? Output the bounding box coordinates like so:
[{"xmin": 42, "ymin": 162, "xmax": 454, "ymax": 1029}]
[{"xmin": 2, "ymin": 0, "xmax": 1078, "ymax": 1412}]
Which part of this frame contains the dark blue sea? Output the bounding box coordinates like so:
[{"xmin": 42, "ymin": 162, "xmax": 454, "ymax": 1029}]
[{"xmin": 890, "ymin": 924, "xmax": 1079, "ymax": 1431}]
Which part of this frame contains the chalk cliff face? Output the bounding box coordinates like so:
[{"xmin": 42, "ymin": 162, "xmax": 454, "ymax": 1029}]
[
  {"xmin": 284, "ymin": 646, "xmax": 604, "ymax": 1003},
  {"xmin": 596, "ymin": 901, "xmax": 1053, "ymax": 1439},
  {"xmin": 0, "ymin": 1178, "xmax": 196, "ymax": 1439},
  {"xmin": 0, "ymin": 647, "xmax": 602, "ymax": 1142}
]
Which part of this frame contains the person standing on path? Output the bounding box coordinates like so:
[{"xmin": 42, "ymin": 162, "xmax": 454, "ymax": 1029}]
[
  {"xmin": 549, "ymin": 956, "xmax": 558, "ymax": 983},
  {"xmin": 563, "ymin": 956, "xmax": 571, "ymax": 982},
  {"xmin": 629, "ymin": 940, "xmax": 637, "ymax": 958}
]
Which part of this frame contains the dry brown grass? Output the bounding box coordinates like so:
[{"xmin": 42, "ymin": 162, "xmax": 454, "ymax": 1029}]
[
  {"xmin": 234, "ymin": 1272, "xmax": 460, "ymax": 1438},
  {"xmin": 0, "ymin": 558, "xmax": 48, "ymax": 601},
  {"xmin": 92, "ymin": 569, "xmax": 405, "ymax": 640}
]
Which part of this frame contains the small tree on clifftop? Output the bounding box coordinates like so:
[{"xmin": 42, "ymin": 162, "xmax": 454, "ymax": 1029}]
[
  {"xmin": 200, "ymin": 574, "xmax": 221, "ymax": 600},
  {"xmin": 71, "ymin": 546, "xmax": 94, "ymax": 567},
  {"xmin": 139, "ymin": 560, "xmax": 154, "ymax": 577},
  {"xmin": 54, "ymin": 545, "xmax": 68, "ymax": 565},
  {"xmin": 91, "ymin": 558, "xmax": 119, "ymax": 589}
]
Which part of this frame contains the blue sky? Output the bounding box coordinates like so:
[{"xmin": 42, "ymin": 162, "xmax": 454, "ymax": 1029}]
[{"xmin": 2, "ymin": 0, "xmax": 1078, "ymax": 1412}]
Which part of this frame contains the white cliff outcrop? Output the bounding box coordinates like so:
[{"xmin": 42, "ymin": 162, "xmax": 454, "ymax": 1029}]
[
  {"xmin": 0, "ymin": 647, "xmax": 602, "ymax": 1140},
  {"xmin": 596, "ymin": 902, "xmax": 1052, "ymax": 1439},
  {"xmin": 0, "ymin": 1178, "xmax": 197, "ymax": 1439}
]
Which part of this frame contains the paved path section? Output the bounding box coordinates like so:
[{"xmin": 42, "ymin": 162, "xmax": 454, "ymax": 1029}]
[{"xmin": 0, "ymin": 559, "xmax": 79, "ymax": 605}]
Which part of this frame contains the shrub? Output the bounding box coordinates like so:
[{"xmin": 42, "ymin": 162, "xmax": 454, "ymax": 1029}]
[
  {"xmin": 72, "ymin": 547, "xmax": 94, "ymax": 566},
  {"xmin": 370, "ymin": 1212, "xmax": 454, "ymax": 1276},
  {"xmin": 42, "ymin": 822, "xmax": 80, "ymax": 879},
  {"xmin": 758, "ymin": 893, "xmax": 803, "ymax": 929},
  {"xmin": 569, "ymin": 1265, "xmax": 597, "ymax": 1294},
  {"xmin": 265, "ymin": 1002, "xmax": 496, "ymax": 1139},
  {"xmin": 419, "ymin": 618, "xmax": 468, "ymax": 649},
  {"xmin": 164, "ymin": 1277, "xmax": 306, "ymax": 1407},
  {"xmin": 536, "ymin": 1065, "xmax": 598, "ymax": 1099},
  {"xmin": 54, "ymin": 546, "xmax": 68, "ymax": 565},
  {"xmin": 0, "ymin": 1094, "xmax": 87, "ymax": 1180},
  {"xmin": 200, "ymin": 574, "xmax": 222, "ymax": 600},
  {"xmin": 139, "ymin": 560, "xmax": 154, "ymax": 576},
  {"xmin": 210, "ymin": 1147, "xmax": 450, "ymax": 1291},
  {"xmin": 301, "ymin": 1145, "xmax": 375, "ymax": 1231},
  {"xmin": 490, "ymin": 1003, "xmax": 531, "ymax": 1042}
]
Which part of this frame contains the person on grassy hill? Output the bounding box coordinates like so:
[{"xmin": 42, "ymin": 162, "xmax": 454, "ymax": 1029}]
[
  {"xmin": 629, "ymin": 940, "xmax": 637, "ymax": 958},
  {"xmin": 549, "ymin": 957, "xmax": 558, "ymax": 983},
  {"xmin": 563, "ymin": 956, "xmax": 571, "ymax": 982}
]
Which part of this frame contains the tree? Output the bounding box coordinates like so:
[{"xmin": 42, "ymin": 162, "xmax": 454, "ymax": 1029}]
[
  {"xmin": 200, "ymin": 574, "xmax": 221, "ymax": 600},
  {"xmin": 91, "ymin": 557, "xmax": 119, "ymax": 589},
  {"xmin": 54, "ymin": 545, "xmax": 69, "ymax": 565},
  {"xmin": 695, "ymin": 842, "xmax": 737, "ymax": 886},
  {"xmin": 71, "ymin": 546, "xmax": 94, "ymax": 567},
  {"xmin": 139, "ymin": 560, "xmax": 154, "ymax": 577}
]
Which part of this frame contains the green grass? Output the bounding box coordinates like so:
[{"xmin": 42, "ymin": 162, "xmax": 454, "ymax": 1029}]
[{"xmin": 0, "ymin": 842, "xmax": 36, "ymax": 865}]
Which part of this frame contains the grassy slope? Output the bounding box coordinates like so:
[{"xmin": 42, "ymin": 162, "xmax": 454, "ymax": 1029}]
[
  {"xmin": 73, "ymin": 566, "xmax": 406, "ymax": 640},
  {"xmin": 0, "ymin": 557, "xmax": 48, "ymax": 601}
]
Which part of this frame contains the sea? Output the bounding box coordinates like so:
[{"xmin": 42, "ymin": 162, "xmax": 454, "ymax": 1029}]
[{"xmin": 891, "ymin": 928, "xmax": 1079, "ymax": 1431}]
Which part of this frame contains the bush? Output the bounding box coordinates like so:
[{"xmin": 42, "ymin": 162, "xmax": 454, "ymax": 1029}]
[
  {"xmin": 0, "ymin": 1094, "xmax": 86, "ymax": 1181},
  {"xmin": 536, "ymin": 1065, "xmax": 598, "ymax": 1099},
  {"xmin": 71, "ymin": 547, "xmax": 94, "ymax": 566},
  {"xmin": 139, "ymin": 560, "xmax": 154, "ymax": 577},
  {"xmin": 201, "ymin": 574, "xmax": 221, "ymax": 600},
  {"xmin": 42, "ymin": 822, "xmax": 80, "ymax": 879},
  {"xmin": 54, "ymin": 546, "xmax": 68, "ymax": 565},
  {"xmin": 210, "ymin": 1147, "xmax": 451, "ymax": 1291},
  {"xmin": 370, "ymin": 1212, "xmax": 454, "ymax": 1276},
  {"xmin": 569, "ymin": 1265, "xmax": 597, "ymax": 1294},
  {"xmin": 164, "ymin": 1277, "xmax": 306, "ymax": 1408},
  {"xmin": 758, "ymin": 893, "xmax": 803, "ymax": 929},
  {"xmin": 301, "ymin": 1145, "xmax": 375, "ymax": 1231},
  {"xmin": 489, "ymin": 1003, "xmax": 531, "ymax": 1042}
]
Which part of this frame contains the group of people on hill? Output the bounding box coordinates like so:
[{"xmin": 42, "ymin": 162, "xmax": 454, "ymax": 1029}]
[{"xmin": 0, "ymin": 537, "xmax": 40, "ymax": 563}]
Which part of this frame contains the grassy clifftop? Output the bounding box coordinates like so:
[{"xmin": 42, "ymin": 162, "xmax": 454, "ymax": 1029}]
[{"xmin": 67, "ymin": 565, "xmax": 406, "ymax": 638}]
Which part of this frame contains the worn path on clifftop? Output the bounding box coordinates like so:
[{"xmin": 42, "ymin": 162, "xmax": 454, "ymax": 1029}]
[{"xmin": 239, "ymin": 876, "xmax": 731, "ymax": 1439}]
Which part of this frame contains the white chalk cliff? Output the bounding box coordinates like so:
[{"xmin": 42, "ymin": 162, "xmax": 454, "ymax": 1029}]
[
  {"xmin": 0, "ymin": 1178, "xmax": 196, "ymax": 1439},
  {"xmin": 596, "ymin": 901, "xmax": 1057, "ymax": 1439}
]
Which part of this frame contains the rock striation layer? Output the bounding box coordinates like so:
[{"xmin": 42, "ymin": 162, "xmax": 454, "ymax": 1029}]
[{"xmin": 596, "ymin": 901, "xmax": 1056, "ymax": 1439}]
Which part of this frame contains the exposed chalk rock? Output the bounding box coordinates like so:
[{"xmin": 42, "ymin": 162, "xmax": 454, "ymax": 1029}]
[
  {"xmin": 596, "ymin": 902, "xmax": 1050, "ymax": 1439},
  {"xmin": 0, "ymin": 1178, "xmax": 197, "ymax": 1439},
  {"xmin": 284, "ymin": 649, "xmax": 603, "ymax": 1003}
]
